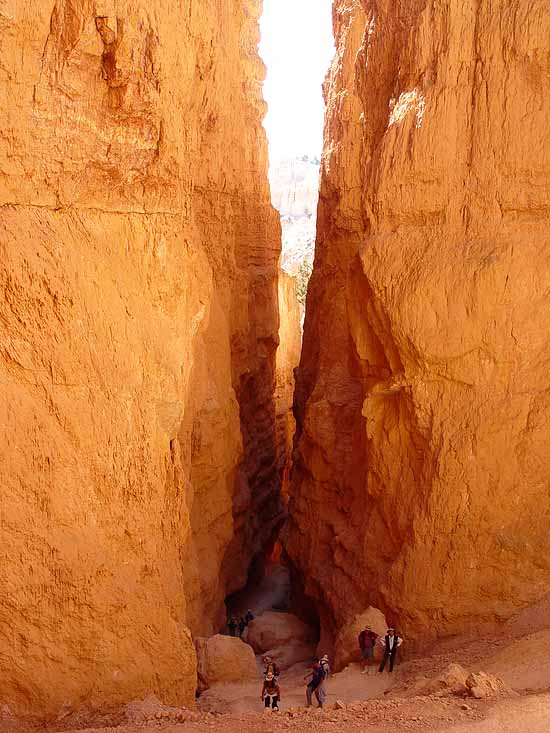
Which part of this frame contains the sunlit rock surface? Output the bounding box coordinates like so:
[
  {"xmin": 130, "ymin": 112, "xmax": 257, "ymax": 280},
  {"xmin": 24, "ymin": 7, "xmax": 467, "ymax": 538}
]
[
  {"xmin": 286, "ymin": 0, "xmax": 550, "ymax": 642},
  {"xmin": 275, "ymin": 272, "xmax": 302, "ymax": 502},
  {"xmin": 0, "ymin": 0, "xmax": 280, "ymax": 718}
]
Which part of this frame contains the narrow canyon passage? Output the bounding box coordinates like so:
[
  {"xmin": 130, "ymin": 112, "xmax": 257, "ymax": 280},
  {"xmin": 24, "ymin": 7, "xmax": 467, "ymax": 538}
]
[{"xmin": 1, "ymin": 0, "xmax": 550, "ymax": 731}]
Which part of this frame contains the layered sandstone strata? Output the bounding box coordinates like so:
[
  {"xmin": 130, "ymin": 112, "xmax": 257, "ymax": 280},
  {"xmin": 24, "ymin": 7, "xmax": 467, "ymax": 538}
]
[
  {"xmin": 0, "ymin": 0, "xmax": 281, "ymax": 719},
  {"xmin": 286, "ymin": 0, "xmax": 550, "ymax": 646}
]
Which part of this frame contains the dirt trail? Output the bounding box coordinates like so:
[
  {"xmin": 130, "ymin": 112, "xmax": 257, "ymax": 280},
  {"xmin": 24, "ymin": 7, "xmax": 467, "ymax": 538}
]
[{"xmin": 5, "ymin": 596, "xmax": 550, "ymax": 732}]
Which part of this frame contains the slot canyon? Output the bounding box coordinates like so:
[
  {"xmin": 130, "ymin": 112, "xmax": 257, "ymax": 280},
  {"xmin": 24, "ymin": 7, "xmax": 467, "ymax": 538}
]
[{"xmin": 1, "ymin": 1, "xmax": 549, "ymax": 732}]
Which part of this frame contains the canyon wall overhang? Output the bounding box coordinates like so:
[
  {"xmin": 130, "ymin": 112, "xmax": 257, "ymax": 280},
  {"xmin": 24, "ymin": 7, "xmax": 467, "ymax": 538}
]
[
  {"xmin": 0, "ymin": 0, "xmax": 281, "ymax": 718},
  {"xmin": 285, "ymin": 0, "xmax": 550, "ymax": 642}
]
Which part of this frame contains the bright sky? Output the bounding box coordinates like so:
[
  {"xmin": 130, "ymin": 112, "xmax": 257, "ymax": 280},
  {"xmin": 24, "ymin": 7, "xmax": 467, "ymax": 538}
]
[{"xmin": 260, "ymin": 0, "xmax": 335, "ymax": 164}]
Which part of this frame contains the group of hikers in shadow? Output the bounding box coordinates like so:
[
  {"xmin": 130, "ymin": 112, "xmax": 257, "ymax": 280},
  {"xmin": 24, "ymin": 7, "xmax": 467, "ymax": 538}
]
[{"xmin": 227, "ymin": 609, "xmax": 254, "ymax": 639}]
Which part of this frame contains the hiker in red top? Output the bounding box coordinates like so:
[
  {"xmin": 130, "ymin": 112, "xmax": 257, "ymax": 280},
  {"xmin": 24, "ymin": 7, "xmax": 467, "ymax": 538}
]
[{"xmin": 358, "ymin": 626, "xmax": 378, "ymax": 674}]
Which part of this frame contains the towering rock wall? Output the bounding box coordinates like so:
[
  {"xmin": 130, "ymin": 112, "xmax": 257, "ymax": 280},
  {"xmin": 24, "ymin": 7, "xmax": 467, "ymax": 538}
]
[
  {"xmin": 0, "ymin": 0, "xmax": 281, "ymax": 719},
  {"xmin": 286, "ymin": 0, "xmax": 550, "ymax": 646},
  {"xmin": 275, "ymin": 272, "xmax": 302, "ymax": 503}
]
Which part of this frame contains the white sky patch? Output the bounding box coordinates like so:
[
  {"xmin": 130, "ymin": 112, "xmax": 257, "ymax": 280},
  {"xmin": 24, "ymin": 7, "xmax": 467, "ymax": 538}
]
[
  {"xmin": 389, "ymin": 89, "xmax": 426, "ymax": 129},
  {"xmin": 260, "ymin": 0, "xmax": 335, "ymax": 164}
]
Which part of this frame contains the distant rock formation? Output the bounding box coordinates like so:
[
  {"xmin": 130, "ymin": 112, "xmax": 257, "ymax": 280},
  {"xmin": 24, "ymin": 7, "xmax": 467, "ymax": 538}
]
[{"xmin": 270, "ymin": 157, "xmax": 319, "ymax": 287}]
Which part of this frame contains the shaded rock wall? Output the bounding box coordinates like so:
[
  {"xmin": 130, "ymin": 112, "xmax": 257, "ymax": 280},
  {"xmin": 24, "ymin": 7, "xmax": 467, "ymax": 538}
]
[
  {"xmin": 275, "ymin": 272, "xmax": 302, "ymax": 503},
  {"xmin": 286, "ymin": 0, "xmax": 550, "ymax": 642},
  {"xmin": 0, "ymin": 0, "xmax": 280, "ymax": 719}
]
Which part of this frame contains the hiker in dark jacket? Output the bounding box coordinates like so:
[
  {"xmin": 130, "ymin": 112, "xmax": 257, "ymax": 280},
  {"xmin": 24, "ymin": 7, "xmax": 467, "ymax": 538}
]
[
  {"xmin": 378, "ymin": 628, "xmax": 403, "ymax": 673},
  {"xmin": 304, "ymin": 661, "xmax": 326, "ymax": 708},
  {"xmin": 359, "ymin": 626, "xmax": 379, "ymax": 673},
  {"xmin": 238, "ymin": 617, "xmax": 247, "ymax": 638},
  {"xmin": 245, "ymin": 609, "xmax": 255, "ymax": 624},
  {"xmin": 228, "ymin": 617, "xmax": 237, "ymax": 637}
]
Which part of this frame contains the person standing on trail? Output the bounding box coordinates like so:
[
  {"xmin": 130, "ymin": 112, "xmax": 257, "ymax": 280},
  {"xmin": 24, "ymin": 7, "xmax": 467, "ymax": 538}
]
[
  {"xmin": 263, "ymin": 655, "xmax": 280, "ymax": 679},
  {"xmin": 304, "ymin": 661, "xmax": 326, "ymax": 708},
  {"xmin": 245, "ymin": 608, "xmax": 255, "ymax": 625},
  {"xmin": 320, "ymin": 654, "xmax": 331, "ymax": 679},
  {"xmin": 228, "ymin": 616, "xmax": 237, "ymax": 637},
  {"xmin": 238, "ymin": 616, "xmax": 247, "ymax": 638},
  {"xmin": 378, "ymin": 628, "xmax": 403, "ymax": 673},
  {"xmin": 359, "ymin": 626, "xmax": 379, "ymax": 673},
  {"xmin": 262, "ymin": 672, "xmax": 281, "ymax": 712}
]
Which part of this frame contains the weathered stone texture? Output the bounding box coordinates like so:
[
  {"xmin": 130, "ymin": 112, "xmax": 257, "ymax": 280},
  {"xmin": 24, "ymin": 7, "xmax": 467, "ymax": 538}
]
[
  {"xmin": 286, "ymin": 0, "xmax": 550, "ymax": 643},
  {"xmin": 0, "ymin": 0, "xmax": 280, "ymax": 719},
  {"xmin": 275, "ymin": 272, "xmax": 301, "ymax": 502}
]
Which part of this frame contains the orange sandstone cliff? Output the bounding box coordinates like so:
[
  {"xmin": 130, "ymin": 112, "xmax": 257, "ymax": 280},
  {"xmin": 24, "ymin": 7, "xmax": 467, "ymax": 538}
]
[
  {"xmin": 285, "ymin": 0, "xmax": 550, "ymax": 646},
  {"xmin": 0, "ymin": 0, "xmax": 281, "ymax": 719},
  {"xmin": 275, "ymin": 272, "xmax": 302, "ymax": 503}
]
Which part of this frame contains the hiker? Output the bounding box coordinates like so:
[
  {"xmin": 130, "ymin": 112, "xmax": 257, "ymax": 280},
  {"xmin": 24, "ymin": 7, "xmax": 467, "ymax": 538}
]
[
  {"xmin": 304, "ymin": 660, "xmax": 326, "ymax": 708},
  {"xmin": 263, "ymin": 655, "xmax": 280, "ymax": 679},
  {"xmin": 378, "ymin": 628, "xmax": 403, "ymax": 673},
  {"xmin": 320, "ymin": 654, "xmax": 331, "ymax": 679},
  {"xmin": 238, "ymin": 616, "xmax": 247, "ymax": 638},
  {"xmin": 261, "ymin": 671, "xmax": 281, "ymax": 712},
  {"xmin": 245, "ymin": 608, "xmax": 255, "ymax": 625},
  {"xmin": 359, "ymin": 626, "xmax": 378, "ymax": 673},
  {"xmin": 228, "ymin": 616, "xmax": 237, "ymax": 637}
]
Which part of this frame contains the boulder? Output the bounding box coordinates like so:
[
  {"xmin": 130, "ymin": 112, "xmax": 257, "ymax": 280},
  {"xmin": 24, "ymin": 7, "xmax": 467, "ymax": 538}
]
[
  {"xmin": 465, "ymin": 671, "xmax": 516, "ymax": 699},
  {"xmin": 195, "ymin": 634, "xmax": 259, "ymax": 689},
  {"xmin": 246, "ymin": 611, "xmax": 314, "ymax": 653},
  {"xmin": 413, "ymin": 663, "xmax": 469, "ymax": 697},
  {"xmin": 334, "ymin": 607, "xmax": 388, "ymax": 670},
  {"xmin": 263, "ymin": 640, "xmax": 316, "ymax": 670}
]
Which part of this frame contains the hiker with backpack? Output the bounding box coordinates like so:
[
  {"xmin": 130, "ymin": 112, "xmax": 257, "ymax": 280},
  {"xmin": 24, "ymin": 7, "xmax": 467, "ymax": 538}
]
[
  {"xmin": 261, "ymin": 671, "xmax": 281, "ymax": 712},
  {"xmin": 304, "ymin": 660, "xmax": 326, "ymax": 708},
  {"xmin": 378, "ymin": 628, "xmax": 403, "ymax": 673},
  {"xmin": 358, "ymin": 626, "xmax": 379, "ymax": 673},
  {"xmin": 319, "ymin": 654, "xmax": 331, "ymax": 678}
]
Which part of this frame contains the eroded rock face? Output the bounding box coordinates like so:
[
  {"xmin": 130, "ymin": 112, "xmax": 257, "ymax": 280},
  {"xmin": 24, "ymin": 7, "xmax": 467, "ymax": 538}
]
[
  {"xmin": 286, "ymin": 0, "xmax": 550, "ymax": 643},
  {"xmin": 0, "ymin": 0, "xmax": 280, "ymax": 719},
  {"xmin": 275, "ymin": 272, "xmax": 302, "ymax": 502}
]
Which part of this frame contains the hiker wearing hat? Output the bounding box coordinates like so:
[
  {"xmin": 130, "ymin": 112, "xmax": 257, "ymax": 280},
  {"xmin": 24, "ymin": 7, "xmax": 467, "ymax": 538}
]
[
  {"xmin": 263, "ymin": 655, "xmax": 280, "ymax": 679},
  {"xmin": 261, "ymin": 671, "xmax": 281, "ymax": 712},
  {"xmin": 358, "ymin": 626, "xmax": 378, "ymax": 674},
  {"xmin": 378, "ymin": 628, "xmax": 403, "ymax": 673}
]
